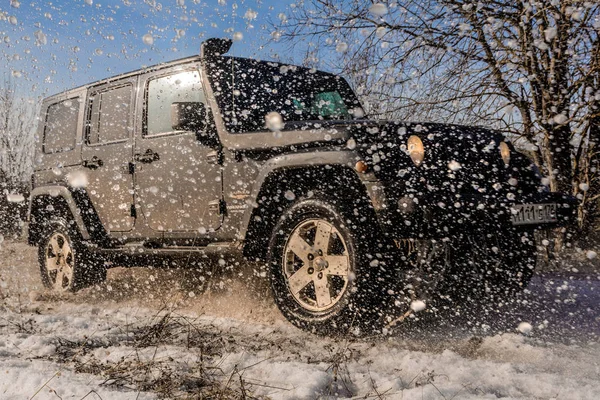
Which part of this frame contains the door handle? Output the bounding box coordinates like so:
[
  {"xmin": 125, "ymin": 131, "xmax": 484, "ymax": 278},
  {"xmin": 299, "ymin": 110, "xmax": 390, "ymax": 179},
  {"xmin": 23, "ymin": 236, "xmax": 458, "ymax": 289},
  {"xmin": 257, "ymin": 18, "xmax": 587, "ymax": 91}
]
[
  {"xmin": 135, "ymin": 149, "xmax": 160, "ymax": 164},
  {"xmin": 82, "ymin": 156, "xmax": 103, "ymax": 170}
]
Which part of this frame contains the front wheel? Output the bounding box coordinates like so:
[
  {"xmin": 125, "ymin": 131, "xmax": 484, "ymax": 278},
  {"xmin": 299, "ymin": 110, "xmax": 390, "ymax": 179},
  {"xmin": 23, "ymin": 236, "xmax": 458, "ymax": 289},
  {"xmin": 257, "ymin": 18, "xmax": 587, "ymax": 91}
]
[
  {"xmin": 268, "ymin": 199, "xmax": 387, "ymax": 335},
  {"xmin": 38, "ymin": 220, "xmax": 106, "ymax": 292}
]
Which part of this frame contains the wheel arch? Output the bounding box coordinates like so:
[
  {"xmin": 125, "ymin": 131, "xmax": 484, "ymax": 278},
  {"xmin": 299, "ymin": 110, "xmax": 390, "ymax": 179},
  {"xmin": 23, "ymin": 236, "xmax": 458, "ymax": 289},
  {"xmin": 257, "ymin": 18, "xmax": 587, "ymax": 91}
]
[
  {"xmin": 241, "ymin": 162, "xmax": 379, "ymax": 261},
  {"xmin": 28, "ymin": 186, "xmax": 89, "ymax": 245}
]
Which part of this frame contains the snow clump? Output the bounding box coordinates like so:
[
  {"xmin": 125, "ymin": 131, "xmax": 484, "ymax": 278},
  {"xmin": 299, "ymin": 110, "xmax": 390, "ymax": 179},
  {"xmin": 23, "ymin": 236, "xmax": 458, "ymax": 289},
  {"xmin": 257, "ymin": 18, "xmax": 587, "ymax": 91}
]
[
  {"xmin": 544, "ymin": 27, "xmax": 557, "ymax": 41},
  {"xmin": 336, "ymin": 42, "xmax": 349, "ymax": 53},
  {"xmin": 410, "ymin": 300, "xmax": 426, "ymax": 313},
  {"xmin": 265, "ymin": 111, "xmax": 284, "ymax": 131},
  {"xmin": 448, "ymin": 160, "xmax": 461, "ymax": 171},
  {"xmin": 67, "ymin": 171, "xmax": 88, "ymax": 188},
  {"xmin": 142, "ymin": 34, "xmax": 154, "ymax": 46},
  {"xmin": 553, "ymin": 113, "xmax": 568, "ymax": 124},
  {"xmin": 369, "ymin": 3, "xmax": 388, "ymax": 16},
  {"xmin": 517, "ymin": 322, "xmax": 533, "ymax": 335},
  {"xmin": 284, "ymin": 190, "xmax": 296, "ymax": 201}
]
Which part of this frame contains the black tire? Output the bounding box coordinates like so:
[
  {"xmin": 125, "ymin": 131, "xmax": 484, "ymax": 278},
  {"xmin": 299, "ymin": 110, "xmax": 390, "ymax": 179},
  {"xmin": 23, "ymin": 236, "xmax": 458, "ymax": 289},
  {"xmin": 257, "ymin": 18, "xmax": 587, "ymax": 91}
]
[
  {"xmin": 38, "ymin": 219, "xmax": 107, "ymax": 292},
  {"xmin": 268, "ymin": 198, "xmax": 388, "ymax": 335},
  {"xmin": 444, "ymin": 230, "xmax": 536, "ymax": 299}
]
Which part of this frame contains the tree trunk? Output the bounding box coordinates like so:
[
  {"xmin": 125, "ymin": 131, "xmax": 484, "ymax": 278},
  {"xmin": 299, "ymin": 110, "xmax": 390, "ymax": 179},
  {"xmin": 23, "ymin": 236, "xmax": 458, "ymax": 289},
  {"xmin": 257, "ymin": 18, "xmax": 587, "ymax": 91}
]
[{"xmin": 543, "ymin": 124, "xmax": 573, "ymax": 194}]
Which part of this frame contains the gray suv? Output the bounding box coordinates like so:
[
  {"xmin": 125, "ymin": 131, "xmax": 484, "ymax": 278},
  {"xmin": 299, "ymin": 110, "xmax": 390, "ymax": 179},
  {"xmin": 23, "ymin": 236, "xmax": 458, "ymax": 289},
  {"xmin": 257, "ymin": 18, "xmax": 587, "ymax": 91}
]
[{"xmin": 28, "ymin": 38, "xmax": 576, "ymax": 333}]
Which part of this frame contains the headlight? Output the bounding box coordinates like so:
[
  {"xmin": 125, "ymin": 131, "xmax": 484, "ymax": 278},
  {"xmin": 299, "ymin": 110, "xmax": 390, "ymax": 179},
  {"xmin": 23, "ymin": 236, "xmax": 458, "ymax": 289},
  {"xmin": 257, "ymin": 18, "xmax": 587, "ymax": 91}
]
[
  {"xmin": 407, "ymin": 135, "xmax": 425, "ymax": 166},
  {"xmin": 499, "ymin": 141, "xmax": 511, "ymax": 167}
]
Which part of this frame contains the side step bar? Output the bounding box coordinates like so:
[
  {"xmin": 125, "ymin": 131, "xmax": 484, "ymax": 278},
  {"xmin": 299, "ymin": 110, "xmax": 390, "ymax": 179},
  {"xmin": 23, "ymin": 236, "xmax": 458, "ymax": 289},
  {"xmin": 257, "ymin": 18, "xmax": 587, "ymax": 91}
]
[{"xmin": 93, "ymin": 242, "xmax": 242, "ymax": 259}]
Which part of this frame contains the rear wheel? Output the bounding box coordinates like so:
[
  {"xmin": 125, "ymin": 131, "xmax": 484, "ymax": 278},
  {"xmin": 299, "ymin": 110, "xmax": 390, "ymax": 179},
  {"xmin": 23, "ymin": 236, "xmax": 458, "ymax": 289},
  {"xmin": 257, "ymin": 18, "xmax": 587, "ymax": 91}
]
[
  {"xmin": 38, "ymin": 220, "xmax": 106, "ymax": 292},
  {"xmin": 269, "ymin": 199, "xmax": 387, "ymax": 335}
]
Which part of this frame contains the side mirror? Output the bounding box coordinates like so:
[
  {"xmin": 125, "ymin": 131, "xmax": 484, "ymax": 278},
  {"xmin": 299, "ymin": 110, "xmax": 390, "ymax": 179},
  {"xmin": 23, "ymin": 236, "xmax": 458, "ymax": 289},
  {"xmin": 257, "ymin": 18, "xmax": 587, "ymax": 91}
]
[{"xmin": 171, "ymin": 102, "xmax": 207, "ymax": 132}]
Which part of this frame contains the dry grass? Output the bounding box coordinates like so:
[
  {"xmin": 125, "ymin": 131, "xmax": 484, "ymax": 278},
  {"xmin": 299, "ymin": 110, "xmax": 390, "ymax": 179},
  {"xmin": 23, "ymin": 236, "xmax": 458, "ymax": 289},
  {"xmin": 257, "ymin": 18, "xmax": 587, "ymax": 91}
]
[{"xmin": 49, "ymin": 308, "xmax": 271, "ymax": 399}]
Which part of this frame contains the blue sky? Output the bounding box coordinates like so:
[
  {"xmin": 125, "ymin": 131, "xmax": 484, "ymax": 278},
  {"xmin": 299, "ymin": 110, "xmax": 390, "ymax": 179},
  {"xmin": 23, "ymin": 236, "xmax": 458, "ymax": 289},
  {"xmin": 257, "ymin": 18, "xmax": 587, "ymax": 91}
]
[{"xmin": 1, "ymin": 0, "xmax": 298, "ymax": 98}]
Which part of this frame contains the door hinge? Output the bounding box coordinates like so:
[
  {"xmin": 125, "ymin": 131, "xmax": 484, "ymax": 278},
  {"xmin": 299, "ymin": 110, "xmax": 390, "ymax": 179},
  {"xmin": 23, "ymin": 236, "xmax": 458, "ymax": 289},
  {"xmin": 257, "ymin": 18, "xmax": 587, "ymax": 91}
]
[
  {"xmin": 130, "ymin": 204, "xmax": 137, "ymax": 218},
  {"xmin": 123, "ymin": 162, "xmax": 136, "ymax": 174},
  {"xmin": 208, "ymin": 199, "xmax": 226, "ymax": 215},
  {"xmin": 207, "ymin": 150, "xmax": 223, "ymax": 165}
]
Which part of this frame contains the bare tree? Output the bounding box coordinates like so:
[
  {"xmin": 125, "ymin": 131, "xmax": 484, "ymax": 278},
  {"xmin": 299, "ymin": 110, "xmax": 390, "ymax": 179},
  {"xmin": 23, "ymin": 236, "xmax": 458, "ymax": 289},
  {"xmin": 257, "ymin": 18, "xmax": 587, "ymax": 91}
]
[
  {"xmin": 276, "ymin": 0, "xmax": 600, "ymax": 231},
  {"xmin": 0, "ymin": 78, "xmax": 39, "ymax": 235},
  {"xmin": 0, "ymin": 79, "xmax": 37, "ymax": 187}
]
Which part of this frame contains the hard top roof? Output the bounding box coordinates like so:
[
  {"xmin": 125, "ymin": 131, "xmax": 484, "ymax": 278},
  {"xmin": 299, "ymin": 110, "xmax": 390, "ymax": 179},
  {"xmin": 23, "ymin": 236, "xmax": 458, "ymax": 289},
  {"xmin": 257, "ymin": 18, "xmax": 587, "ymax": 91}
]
[
  {"xmin": 43, "ymin": 52, "xmax": 339, "ymax": 103},
  {"xmin": 43, "ymin": 54, "xmax": 202, "ymax": 102}
]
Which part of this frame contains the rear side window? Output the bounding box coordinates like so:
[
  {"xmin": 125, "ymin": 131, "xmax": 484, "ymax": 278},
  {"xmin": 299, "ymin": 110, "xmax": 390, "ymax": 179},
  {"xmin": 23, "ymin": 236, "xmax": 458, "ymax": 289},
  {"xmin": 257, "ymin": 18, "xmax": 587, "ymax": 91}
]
[
  {"xmin": 87, "ymin": 84, "xmax": 133, "ymax": 145},
  {"xmin": 145, "ymin": 70, "xmax": 204, "ymax": 136},
  {"xmin": 43, "ymin": 98, "xmax": 79, "ymax": 154}
]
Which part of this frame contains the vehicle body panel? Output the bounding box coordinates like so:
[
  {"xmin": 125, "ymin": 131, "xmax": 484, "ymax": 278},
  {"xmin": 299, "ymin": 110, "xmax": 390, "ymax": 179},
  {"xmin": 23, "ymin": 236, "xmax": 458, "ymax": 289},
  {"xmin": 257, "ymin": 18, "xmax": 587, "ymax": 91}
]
[
  {"xmin": 134, "ymin": 65, "xmax": 223, "ymax": 235},
  {"xmin": 81, "ymin": 77, "xmax": 137, "ymax": 232}
]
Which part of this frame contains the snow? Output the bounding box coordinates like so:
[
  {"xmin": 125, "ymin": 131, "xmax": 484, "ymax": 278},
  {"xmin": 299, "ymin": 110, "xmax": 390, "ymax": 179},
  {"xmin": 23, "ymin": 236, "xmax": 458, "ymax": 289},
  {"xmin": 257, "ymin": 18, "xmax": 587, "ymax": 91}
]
[
  {"xmin": 517, "ymin": 321, "xmax": 533, "ymax": 334},
  {"xmin": 410, "ymin": 300, "xmax": 427, "ymax": 312},
  {"xmin": 545, "ymin": 27, "xmax": 558, "ymax": 41},
  {"xmin": 336, "ymin": 42, "xmax": 349, "ymax": 53},
  {"xmin": 553, "ymin": 113, "xmax": 569, "ymax": 124},
  {"xmin": 0, "ymin": 241, "xmax": 598, "ymax": 399},
  {"xmin": 265, "ymin": 111, "xmax": 284, "ymax": 132},
  {"xmin": 66, "ymin": 171, "xmax": 88, "ymax": 188},
  {"xmin": 369, "ymin": 3, "xmax": 388, "ymax": 17},
  {"xmin": 142, "ymin": 33, "xmax": 154, "ymax": 46},
  {"xmin": 448, "ymin": 160, "xmax": 461, "ymax": 171},
  {"xmin": 3, "ymin": 302, "xmax": 597, "ymax": 399}
]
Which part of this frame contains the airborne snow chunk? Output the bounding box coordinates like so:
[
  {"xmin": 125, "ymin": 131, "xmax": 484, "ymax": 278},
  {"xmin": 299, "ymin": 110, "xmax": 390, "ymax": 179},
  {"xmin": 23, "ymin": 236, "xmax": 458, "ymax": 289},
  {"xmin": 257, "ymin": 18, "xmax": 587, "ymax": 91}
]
[
  {"xmin": 410, "ymin": 300, "xmax": 426, "ymax": 312},
  {"xmin": 517, "ymin": 322, "xmax": 533, "ymax": 335},
  {"xmin": 369, "ymin": 3, "xmax": 388, "ymax": 17}
]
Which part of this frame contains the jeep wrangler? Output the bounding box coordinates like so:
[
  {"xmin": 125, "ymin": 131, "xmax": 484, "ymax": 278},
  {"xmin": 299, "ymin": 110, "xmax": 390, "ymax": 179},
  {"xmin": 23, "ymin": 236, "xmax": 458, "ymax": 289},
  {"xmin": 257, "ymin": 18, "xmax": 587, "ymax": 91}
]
[{"xmin": 28, "ymin": 38, "xmax": 576, "ymax": 333}]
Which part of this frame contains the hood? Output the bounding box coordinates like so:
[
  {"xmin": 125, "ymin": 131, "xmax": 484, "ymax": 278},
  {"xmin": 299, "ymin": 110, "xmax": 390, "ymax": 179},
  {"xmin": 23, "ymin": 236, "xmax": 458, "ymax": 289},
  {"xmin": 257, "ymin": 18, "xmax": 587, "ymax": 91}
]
[{"xmin": 346, "ymin": 120, "xmax": 540, "ymax": 198}]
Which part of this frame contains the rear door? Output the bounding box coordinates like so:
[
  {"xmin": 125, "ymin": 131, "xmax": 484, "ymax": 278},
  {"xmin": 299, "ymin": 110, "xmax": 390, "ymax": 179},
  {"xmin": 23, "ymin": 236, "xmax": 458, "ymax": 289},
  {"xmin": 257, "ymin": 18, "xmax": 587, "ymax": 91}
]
[
  {"xmin": 135, "ymin": 67, "xmax": 223, "ymax": 233},
  {"xmin": 80, "ymin": 78, "xmax": 136, "ymax": 232}
]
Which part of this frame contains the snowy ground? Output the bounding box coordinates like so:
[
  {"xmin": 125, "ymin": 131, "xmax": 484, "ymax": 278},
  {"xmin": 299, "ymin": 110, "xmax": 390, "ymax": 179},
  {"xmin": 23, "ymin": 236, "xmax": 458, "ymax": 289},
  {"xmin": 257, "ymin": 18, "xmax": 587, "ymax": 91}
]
[{"xmin": 0, "ymin": 240, "xmax": 598, "ymax": 399}]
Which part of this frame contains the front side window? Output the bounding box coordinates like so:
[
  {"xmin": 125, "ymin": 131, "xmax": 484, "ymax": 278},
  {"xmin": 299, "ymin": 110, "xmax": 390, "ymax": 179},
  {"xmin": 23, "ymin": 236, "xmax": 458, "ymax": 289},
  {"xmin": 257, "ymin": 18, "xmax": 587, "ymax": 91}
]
[
  {"xmin": 43, "ymin": 98, "xmax": 79, "ymax": 153},
  {"xmin": 145, "ymin": 70, "xmax": 205, "ymax": 136},
  {"xmin": 87, "ymin": 84, "xmax": 132, "ymax": 145}
]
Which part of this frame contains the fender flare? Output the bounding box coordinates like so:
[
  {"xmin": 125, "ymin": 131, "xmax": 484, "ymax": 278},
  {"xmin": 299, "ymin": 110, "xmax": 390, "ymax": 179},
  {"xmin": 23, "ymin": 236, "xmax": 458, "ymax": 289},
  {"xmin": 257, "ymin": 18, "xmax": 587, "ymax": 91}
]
[
  {"xmin": 29, "ymin": 186, "xmax": 90, "ymax": 240},
  {"xmin": 238, "ymin": 150, "xmax": 378, "ymax": 241}
]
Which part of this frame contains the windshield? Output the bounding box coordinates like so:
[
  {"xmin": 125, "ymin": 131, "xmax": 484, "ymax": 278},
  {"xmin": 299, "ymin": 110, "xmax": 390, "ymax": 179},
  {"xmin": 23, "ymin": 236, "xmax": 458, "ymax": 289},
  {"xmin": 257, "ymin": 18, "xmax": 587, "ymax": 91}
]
[{"xmin": 207, "ymin": 57, "xmax": 362, "ymax": 133}]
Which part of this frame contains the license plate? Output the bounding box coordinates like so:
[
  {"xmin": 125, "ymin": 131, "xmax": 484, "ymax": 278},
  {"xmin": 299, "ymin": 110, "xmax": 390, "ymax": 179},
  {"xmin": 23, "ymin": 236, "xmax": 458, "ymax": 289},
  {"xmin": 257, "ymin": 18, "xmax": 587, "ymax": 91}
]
[{"xmin": 511, "ymin": 203, "xmax": 557, "ymax": 225}]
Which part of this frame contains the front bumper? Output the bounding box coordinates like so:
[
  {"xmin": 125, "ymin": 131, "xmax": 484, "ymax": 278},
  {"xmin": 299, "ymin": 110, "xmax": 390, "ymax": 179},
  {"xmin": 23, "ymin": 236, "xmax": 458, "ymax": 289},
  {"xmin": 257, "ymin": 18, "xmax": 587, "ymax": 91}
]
[{"xmin": 373, "ymin": 189, "xmax": 577, "ymax": 239}]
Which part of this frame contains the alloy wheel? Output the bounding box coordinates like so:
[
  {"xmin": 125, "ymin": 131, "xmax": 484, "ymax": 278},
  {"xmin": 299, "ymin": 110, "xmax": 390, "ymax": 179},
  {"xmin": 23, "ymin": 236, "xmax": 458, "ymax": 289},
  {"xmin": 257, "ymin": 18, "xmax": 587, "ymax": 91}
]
[{"xmin": 282, "ymin": 219, "xmax": 351, "ymax": 312}]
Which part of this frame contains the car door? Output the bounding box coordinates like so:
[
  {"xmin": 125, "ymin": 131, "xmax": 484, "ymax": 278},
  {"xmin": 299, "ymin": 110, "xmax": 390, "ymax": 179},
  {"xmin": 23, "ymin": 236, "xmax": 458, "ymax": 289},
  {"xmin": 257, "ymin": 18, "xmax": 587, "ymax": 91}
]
[
  {"xmin": 80, "ymin": 78, "xmax": 136, "ymax": 232},
  {"xmin": 135, "ymin": 67, "xmax": 223, "ymax": 233}
]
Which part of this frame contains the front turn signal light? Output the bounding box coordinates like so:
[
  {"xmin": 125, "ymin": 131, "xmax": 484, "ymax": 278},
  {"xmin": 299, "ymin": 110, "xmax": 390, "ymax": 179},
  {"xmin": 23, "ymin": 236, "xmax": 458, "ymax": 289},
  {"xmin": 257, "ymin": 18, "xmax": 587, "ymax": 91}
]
[
  {"xmin": 407, "ymin": 135, "xmax": 425, "ymax": 166},
  {"xmin": 355, "ymin": 160, "xmax": 368, "ymax": 173},
  {"xmin": 499, "ymin": 141, "xmax": 511, "ymax": 167}
]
